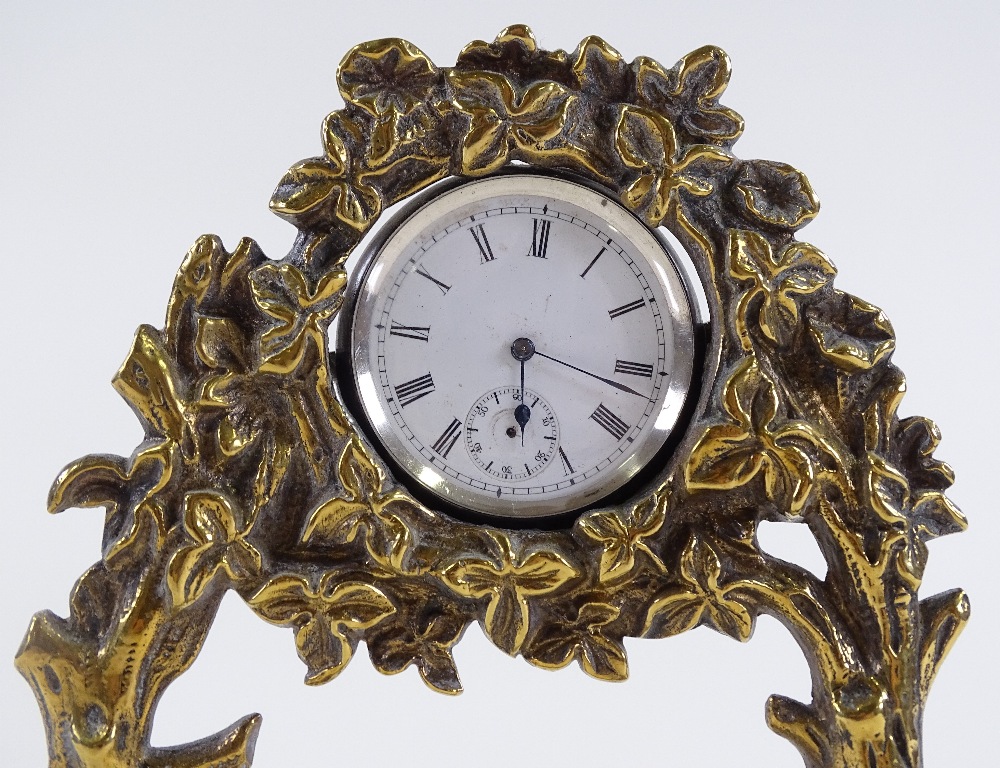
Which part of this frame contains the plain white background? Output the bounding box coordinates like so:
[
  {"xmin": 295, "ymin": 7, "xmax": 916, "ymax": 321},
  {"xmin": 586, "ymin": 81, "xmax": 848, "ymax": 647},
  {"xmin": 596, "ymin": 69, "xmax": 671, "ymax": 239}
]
[{"xmin": 2, "ymin": 2, "xmax": 996, "ymax": 765}]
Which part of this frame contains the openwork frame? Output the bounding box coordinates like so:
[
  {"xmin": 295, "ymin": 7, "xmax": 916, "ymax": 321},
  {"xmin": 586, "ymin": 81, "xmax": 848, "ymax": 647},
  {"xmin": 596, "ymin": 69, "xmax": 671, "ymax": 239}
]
[{"xmin": 16, "ymin": 25, "xmax": 968, "ymax": 768}]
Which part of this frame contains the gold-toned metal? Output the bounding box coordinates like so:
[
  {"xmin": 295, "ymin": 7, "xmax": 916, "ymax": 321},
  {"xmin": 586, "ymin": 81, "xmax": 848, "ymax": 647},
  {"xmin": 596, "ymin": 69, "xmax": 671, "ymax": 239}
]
[{"xmin": 17, "ymin": 25, "xmax": 968, "ymax": 768}]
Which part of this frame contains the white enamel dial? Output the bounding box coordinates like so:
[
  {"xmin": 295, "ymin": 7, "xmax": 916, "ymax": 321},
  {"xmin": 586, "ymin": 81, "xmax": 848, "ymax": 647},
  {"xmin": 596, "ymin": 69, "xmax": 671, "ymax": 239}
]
[{"xmin": 345, "ymin": 172, "xmax": 698, "ymax": 520}]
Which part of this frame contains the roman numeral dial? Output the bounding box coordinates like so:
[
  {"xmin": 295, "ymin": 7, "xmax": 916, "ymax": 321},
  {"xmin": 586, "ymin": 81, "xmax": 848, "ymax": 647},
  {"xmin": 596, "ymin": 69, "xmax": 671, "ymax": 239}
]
[{"xmin": 353, "ymin": 174, "xmax": 696, "ymax": 520}]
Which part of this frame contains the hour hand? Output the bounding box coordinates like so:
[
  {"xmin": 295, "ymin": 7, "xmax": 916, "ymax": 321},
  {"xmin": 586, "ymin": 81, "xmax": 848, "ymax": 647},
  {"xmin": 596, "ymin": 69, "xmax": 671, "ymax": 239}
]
[{"xmin": 512, "ymin": 342, "xmax": 533, "ymax": 445}]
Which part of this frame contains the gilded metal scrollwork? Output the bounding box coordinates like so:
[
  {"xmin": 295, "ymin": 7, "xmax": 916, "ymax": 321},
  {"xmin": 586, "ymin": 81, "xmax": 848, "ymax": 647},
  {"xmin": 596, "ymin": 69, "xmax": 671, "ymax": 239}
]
[{"xmin": 17, "ymin": 25, "xmax": 967, "ymax": 768}]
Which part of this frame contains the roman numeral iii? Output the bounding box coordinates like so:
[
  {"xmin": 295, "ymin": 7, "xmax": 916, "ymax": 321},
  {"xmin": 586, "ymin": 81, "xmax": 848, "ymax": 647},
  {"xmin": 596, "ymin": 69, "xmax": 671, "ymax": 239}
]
[
  {"xmin": 394, "ymin": 373, "xmax": 435, "ymax": 407},
  {"xmin": 614, "ymin": 359, "xmax": 653, "ymax": 378},
  {"xmin": 590, "ymin": 403, "xmax": 630, "ymax": 441}
]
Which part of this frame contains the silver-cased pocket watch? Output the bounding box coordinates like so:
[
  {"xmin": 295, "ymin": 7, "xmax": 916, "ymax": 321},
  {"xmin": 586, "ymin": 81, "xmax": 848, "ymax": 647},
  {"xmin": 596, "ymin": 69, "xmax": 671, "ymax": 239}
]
[{"xmin": 339, "ymin": 170, "xmax": 702, "ymax": 521}]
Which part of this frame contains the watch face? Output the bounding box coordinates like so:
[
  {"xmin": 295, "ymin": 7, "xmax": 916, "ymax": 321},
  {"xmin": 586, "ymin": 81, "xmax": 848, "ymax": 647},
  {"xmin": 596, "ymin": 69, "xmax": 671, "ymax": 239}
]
[{"xmin": 342, "ymin": 172, "xmax": 700, "ymax": 521}]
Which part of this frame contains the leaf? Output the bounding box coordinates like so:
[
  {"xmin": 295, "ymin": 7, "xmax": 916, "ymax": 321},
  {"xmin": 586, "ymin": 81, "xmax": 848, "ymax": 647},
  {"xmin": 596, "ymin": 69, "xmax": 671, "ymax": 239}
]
[
  {"xmin": 113, "ymin": 325, "xmax": 186, "ymax": 441},
  {"xmin": 510, "ymin": 81, "xmax": 574, "ymax": 148},
  {"xmin": 301, "ymin": 498, "xmax": 368, "ymax": 544},
  {"xmin": 865, "ymin": 454, "xmax": 910, "ymax": 527},
  {"xmin": 676, "ymin": 44, "xmax": 733, "ymax": 103},
  {"xmin": 577, "ymin": 602, "xmax": 620, "ymax": 628},
  {"xmin": 512, "ymin": 550, "xmax": 577, "ymax": 594},
  {"xmin": 735, "ymin": 160, "xmax": 819, "ymax": 230},
  {"xmin": 765, "ymin": 695, "xmax": 826, "ymax": 768},
  {"xmin": 47, "ymin": 454, "xmax": 127, "ymax": 514},
  {"xmin": 644, "ymin": 590, "xmax": 705, "ymax": 638},
  {"xmin": 448, "ymin": 71, "xmax": 574, "ymax": 173},
  {"xmin": 194, "ymin": 316, "xmax": 248, "ymax": 371},
  {"xmin": 685, "ymin": 422, "xmax": 762, "ymax": 490},
  {"xmin": 616, "ymin": 105, "xmax": 672, "ymax": 172},
  {"xmin": 249, "ymin": 263, "xmax": 298, "ymax": 330},
  {"xmin": 321, "ymin": 112, "xmax": 354, "ymax": 174},
  {"xmin": 707, "ymin": 598, "xmax": 754, "ymax": 642},
  {"xmin": 634, "ymin": 46, "xmax": 743, "ymax": 143},
  {"xmin": 144, "ymin": 713, "xmax": 263, "ymax": 768},
  {"xmin": 68, "ymin": 563, "xmax": 121, "ymax": 638},
  {"xmin": 254, "ymin": 433, "xmax": 292, "ymax": 511},
  {"xmin": 172, "ymin": 234, "xmax": 225, "ymax": 301},
  {"xmin": 104, "ymin": 500, "xmax": 166, "ymax": 565},
  {"xmin": 895, "ymin": 415, "xmax": 955, "ymax": 490},
  {"xmin": 339, "ymin": 436, "xmax": 382, "ymax": 500},
  {"xmin": 322, "ymin": 580, "xmax": 396, "ymax": 630},
  {"xmin": 247, "ymin": 575, "xmax": 314, "ymax": 624},
  {"xmin": 485, "ymin": 585, "xmax": 527, "ymax": 655},
  {"xmin": 166, "ymin": 544, "xmax": 221, "ymax": 609},
  {"xmin": 525, "ymin": 636, "xmax": 576, "ymax": 669},
  {"xmin": 681, "ymin": 535, "xmax": 722, "ymax": 591},
  {"xmin": 441, "ymin": 559, "xmax": 502, "ymax": 600},
  {"xmin": 578, "ymin": 500, "xmax": 666, "ymax": 582},
  {"xmin": 184, "ymin": 491, "xmax": 240, "ymax": 544},
  {"xmin": 579, "ymin": 635, "xmax": 629, "ymax": 681},
  {"xmin": 918, "ymin": 589, "xmax": 970, "ymax": 699},
  {"xmin": 338, "ymin": 38, "xmax": 437, "ymax": 118},
  {"xmin": 728, "ymin": 228, "xmax": 773, "ymax": 283},
  {"xmin": 418, "ymin": 650, "xmax": 463, "ymax": 695},
  {"xmin": 809, "ymin": 293, "xmax": 895, "ymax": 371},
  {"xmin": 223, "ymin": 539, "xmax": 263, "ymax": 584},
  {"xmin": 912, "ymin": 491, "xmax": 968, "ymax": 538},
  {"xmin": 251, "ymin": 263, "xmax": 346, "ymax": 376},
  {"xmin": 296, "ymin": 616, "xmax": 351, "ymax": 685},
  {"xmin": 367, "ymin": 512, "xmax": 414, "ymax": 572},
  {"xmin": 270, "ymin": 159, "xmax": 342, "ymax": 216},
  {"xmin": 571, "ymin": 35, "xmax": 629, "ymax": 99}
]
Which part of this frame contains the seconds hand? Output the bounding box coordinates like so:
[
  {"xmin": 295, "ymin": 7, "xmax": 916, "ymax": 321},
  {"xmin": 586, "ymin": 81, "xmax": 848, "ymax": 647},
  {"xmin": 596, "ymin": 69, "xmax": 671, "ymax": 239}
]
[{"xmin": 533, "ymin": 349, "xmax": 645, "ymax": 397}]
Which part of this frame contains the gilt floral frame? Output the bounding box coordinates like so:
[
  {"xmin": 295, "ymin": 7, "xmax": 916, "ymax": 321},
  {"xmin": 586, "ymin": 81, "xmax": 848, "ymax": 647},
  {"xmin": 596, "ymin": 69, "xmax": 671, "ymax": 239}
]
[{"xmin": 16, "ymin": 26, "xmax": 968, "ymax": 768}]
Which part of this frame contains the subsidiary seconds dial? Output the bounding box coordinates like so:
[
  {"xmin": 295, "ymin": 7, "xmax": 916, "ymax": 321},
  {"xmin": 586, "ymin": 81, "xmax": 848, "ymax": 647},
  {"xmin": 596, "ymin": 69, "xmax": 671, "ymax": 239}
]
[
  {"xmin": 465, "ymin": 387, "xmax": 560, "ymax": 484},
  {"xmin": 343, "ymin": 172, "xmax": 698, "ymax": 520}
]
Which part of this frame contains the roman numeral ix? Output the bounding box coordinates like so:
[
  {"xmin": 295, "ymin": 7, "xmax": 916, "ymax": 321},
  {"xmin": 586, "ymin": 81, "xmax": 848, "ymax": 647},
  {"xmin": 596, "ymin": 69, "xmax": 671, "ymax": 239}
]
[
  {"xmin": 389, "ymin": 321, "xmax": 430, "ymax": 342},
  {"xmin": 614, "ymin": 359, "xmax": 653, "ymax": 378},
  {"xmin": 590, "ymin": 403, "xmax": 630, "ymax": 441},
  {"xmin": 394, "ymin": 373, "xmax": 435, "ymax": 407},
  {"xmin": 470, "ymin": 224, "xmax": 495, "ymax": 263},
  {"xmin": 529, "ymin": 218, "xmax": 551, "ymax": 258},
  {"xmin": 431, "ymin": 418, "xmax": 462, "ymax": 458}
]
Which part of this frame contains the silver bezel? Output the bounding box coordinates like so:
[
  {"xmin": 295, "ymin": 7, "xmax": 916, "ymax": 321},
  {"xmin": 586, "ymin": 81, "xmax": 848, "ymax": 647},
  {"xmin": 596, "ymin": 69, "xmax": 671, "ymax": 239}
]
[{"xmin": 342, "ymin": 170, "xmax": 699, "ymax": 519}]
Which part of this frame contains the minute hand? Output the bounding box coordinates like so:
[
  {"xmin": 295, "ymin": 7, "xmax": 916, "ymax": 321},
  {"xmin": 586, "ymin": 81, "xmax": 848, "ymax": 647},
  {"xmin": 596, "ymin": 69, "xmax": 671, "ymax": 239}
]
[{"xmin": 534, "ymin": 350, "xmax": 645, "ymax": 397}]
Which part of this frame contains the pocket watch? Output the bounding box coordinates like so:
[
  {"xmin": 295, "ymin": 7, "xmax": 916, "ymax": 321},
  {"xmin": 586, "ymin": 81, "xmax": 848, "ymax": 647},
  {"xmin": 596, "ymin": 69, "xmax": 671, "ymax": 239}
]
[{"xmin": 340, "ymin": 170, "xmax": 701, "ymax": 521}]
